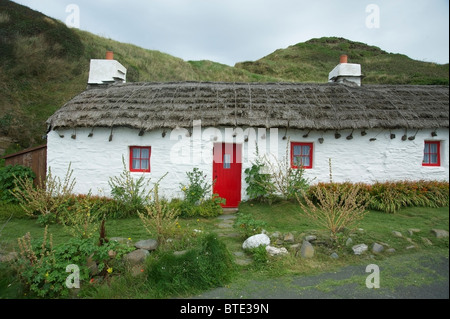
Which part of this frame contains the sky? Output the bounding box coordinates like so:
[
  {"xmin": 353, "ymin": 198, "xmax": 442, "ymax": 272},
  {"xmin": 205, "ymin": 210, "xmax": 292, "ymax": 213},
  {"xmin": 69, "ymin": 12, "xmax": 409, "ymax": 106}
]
[{"xmin": 11, "ymin": 0, "xmax": 450, "ymax": 66}]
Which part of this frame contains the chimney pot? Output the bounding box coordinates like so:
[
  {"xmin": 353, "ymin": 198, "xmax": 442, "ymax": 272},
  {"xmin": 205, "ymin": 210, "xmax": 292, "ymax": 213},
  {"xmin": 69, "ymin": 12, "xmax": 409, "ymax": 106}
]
[
  {"xmin": 340, "ymin": 54, "xmax": 348, "ymax": 64},
  {"xmin": 106, "ymin": 51, "xmax": 114, "ymax": 60}
]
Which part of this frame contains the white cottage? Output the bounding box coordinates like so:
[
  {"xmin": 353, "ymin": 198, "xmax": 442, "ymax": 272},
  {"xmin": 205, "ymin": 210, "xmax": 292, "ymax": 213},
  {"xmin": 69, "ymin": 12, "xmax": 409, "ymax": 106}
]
[{"xmin": 46, "ymin": 54, "xmax": 449, "ymax": 208}]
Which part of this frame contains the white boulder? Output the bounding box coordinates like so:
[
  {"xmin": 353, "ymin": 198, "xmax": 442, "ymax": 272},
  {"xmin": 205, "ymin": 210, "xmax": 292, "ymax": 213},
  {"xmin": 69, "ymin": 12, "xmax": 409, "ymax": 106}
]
[{"xmin": 242, "ymin": 234, "xmax": 270, "ymax": 250}]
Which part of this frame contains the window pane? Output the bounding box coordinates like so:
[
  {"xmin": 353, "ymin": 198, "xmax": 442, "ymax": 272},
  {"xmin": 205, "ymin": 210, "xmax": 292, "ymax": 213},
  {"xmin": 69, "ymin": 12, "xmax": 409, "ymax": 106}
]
[
  {"xmin": 141, "ymin": 159, "xmax": 149, "ymax": 170},
  {"xmin": 141, "ymin": 148, "xmax": 149, "ymax": 159},
  {"xmin": 223, "ymin": 154, "xmax": 231, "ymax": 169},
  {"xmin": 133, "ymin": 148, "xmax": 140, "ymax": 159},
  {"xmin": 302, "ymin": 145, "xmax": 310, "ymax": 155},
  {"xmin": 293, "ymin": 145, "xmax": 301, "ymax": 156},
  {"xmin": 423, "ymin": 153, "xmax": 429, "ymax": 164},
  {"xmin": 430, "ymin": 143, "xmax": 437, "ymax": 154},
  {"xmin": 132, "ymin": 159, "xmax": 140, "ymax": 169},
  {"xmin": 302, "ymin": 156, "xmax": 310, "ymax": 167},
  {"xmin": 430, "ymin": 154, "xmax": 438, "ymax": 164}
]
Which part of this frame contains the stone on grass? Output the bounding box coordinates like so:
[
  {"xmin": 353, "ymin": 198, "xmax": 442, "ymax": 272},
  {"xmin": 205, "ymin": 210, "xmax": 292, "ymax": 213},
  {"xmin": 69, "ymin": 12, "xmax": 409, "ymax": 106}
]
[
  {"xmin": 372, "ymin": 243, "xmax": 384, "ymax": 253},
  {"xmin": 392, "ymin": 231, "xmax": 403, "ymax": 238},
  {"xmin": 386, "ymin": 248, "xmax": 396, "ymax": 253},
  {"xmin": 430, "ymin": 229, "xmax": 449, "ymax": 238},
  {"xmin": 266, "ymin": 245, "xmax": 289, "ymax": 257},
  {"xmin": 352, "ymin": 244, "xmax": 368, "ymax": 255},
  {"xmin": 283, "ymin": 233, "xmax": 295, "ymax": 243},
  {"xmin": 242, "ymin": 234, "xmax": 270, "ymax": 250},
  {"xmin": 300, "ymin": 240, "xmax": 314, "ymax": 258},
  {"xmin": 330, "ymin": 252, "xmax": 339, "ymax": 259},
  {"xmin": 406, "ymin": 245, "xmax": 416, "ymax": 250},
  {"xmin": 124, "ymin": 249, "xmax": 150, "ymax": 265},
  {"xmin": 135, "ymin": 239, "xmax": 158, "ymax": 251},
  {"xmin": 408, "ymin": 228, "xmax": 421, "ymax": 236},
  {"xmin": 421, "ymin": 237, "xmax": 433, "ymax": 246},
  {"xmin": 305, "ymin": 235, "xmax": 317, "ymax": 242},
  {"xmin": 345, "ymin": 237, "xmax": 353, "ymax": 246}
]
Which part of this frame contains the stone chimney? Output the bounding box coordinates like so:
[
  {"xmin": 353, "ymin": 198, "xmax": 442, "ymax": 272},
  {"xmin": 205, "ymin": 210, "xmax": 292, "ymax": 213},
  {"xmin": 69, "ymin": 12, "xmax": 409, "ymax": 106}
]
[
  {"xmin": 87, "ymin": 51, "xmax": 127, "ymax": 87},
  {"xmin": 328, "ymin": 55, "xmax": 363, "ymax": 86}
]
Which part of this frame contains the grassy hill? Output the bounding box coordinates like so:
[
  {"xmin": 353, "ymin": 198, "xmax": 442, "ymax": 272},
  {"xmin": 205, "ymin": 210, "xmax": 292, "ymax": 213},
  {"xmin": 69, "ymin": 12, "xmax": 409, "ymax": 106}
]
[
  {"xmin": 235, "ymin": 37, "xmax": 449, "ymax": 85},
  {"xmin": 0, "ymin": 0, "xmax": 448, "ymax": 155}
]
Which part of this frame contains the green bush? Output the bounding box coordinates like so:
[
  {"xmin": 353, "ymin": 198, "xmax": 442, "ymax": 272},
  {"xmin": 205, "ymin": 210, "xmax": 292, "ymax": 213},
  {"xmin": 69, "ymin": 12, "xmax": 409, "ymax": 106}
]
[
  {"xmin": 306, "ymin": 181, "xmax": 449, "ymax": 214},
  {"xmin": 145, "ymin": 233, "xmax": 234, "ymax": 297},
  {"xmin": 234, "ymin": 212, "xmax": 267, "ymax": 237},
  {"xmin": 16, "ymin": 230, "xmax": 133, "ymax": 299},
  {"xmin": 0, "ymin": 165, "xmax": 35, "ymax": 203},
  {"xmin": 181, "ymin": 168, "xmax": 211, "ymax": 205}
]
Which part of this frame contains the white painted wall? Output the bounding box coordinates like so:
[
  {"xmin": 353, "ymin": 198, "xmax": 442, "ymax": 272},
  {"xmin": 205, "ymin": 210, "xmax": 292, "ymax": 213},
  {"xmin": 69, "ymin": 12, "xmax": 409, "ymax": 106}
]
[{"xmin": 47, "ymin": 126, "xmax": 449, "ymax": 201}]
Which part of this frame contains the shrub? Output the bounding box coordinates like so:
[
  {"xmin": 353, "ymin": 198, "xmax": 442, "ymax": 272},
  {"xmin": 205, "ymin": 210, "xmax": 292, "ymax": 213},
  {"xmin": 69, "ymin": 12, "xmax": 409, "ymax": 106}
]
[
  {"xmin": 16, "ymin": 227, "xmax": 133, "ymax": 298},
  {"xmin": 234, "ymin": 212, "xmax": 267, "ymax": 237},
  {"xmin": 108, "ymin": 157, "xmax": 152, "ymax": 216},
  {"xmin": 145, "ymin": 233, "xmax": 234, "ymax": 298},
  {"xmin": 138, "ymin": 184, "xmax": 180, "ymax": 244},
  {"xmin": 245, "ymin": 142, "xmax": 311, "ymax": 202},
  {"xmin": 0, "ymin": 165, "xmax": 35, "ymax": 203},
  {"xmin": 181, "ymin": 168, "xmax": 211, "ymax": 205},
  {"xmin": 297, "ymin": 183, "xmax": 369, "ymax": 242},
  {"xmin": 11, "ymin": 165, "xmax": 76, "ymax": 225}
]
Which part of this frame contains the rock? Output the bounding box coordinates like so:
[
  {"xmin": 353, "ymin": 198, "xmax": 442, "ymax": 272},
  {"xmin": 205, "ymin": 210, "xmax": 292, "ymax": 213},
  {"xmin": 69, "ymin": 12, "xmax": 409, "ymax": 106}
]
[
  {"xmin": 108, "ymin": 250, "xmax": 117, "ymax": 258},
  {"xmin": 345, "ymin": 237, "xmax": 353, "ymax": 246},
  {"xmin": 242, "ymin": 234, "xmax": 270, "ymax": 250},
  {"xmin": 431, "ymin": 229, "xmax": 449, "ymax": 238},
  {"xmin": 421, "ymin": 237, "xmax": 433, "ymax": 246},
  {"xmin": 270, "ymin": 231, "xmax": 281, "ymax": 239},
  {"xmin": 173, "ymin": 250, "xmax": 188, "ymax": 256},
  {"xmin": 408, "ymin": 228, "xmax": 421, "ymax": 236},
  {"xmin": 392, "ymin": 231, "xmax": 403, "ymax": 238},
  {"xmin": 265, "ymin": 245, "xmax": 289, "ymax": 257},
  {"xmin": 330, "ymin": 252, "xmax": 339, "ymax": 259},
  {"xmin": 352, "ymin": 244, "xmax": 368, "ymax": 255},
  {"xmin": 300, "ymin": 240, "xmax": 314, "ymax": 258},
  {"xmin": 283, "ymin": 233, "xmax": 295, "ymax": 243},
  {"xmin": 124, "ymin": 249, "xmax": 150, "ymax": 265},
  {"xmin": 289, "ymin": 243, "xmax": 301, "ymax": 251},
  {"xmin": 406, "ymin": 245, "xmax": 416, "ymax": 250},
  {"xmin": 386, "ymin": 248, "xmax": 396, "ymax": 253},
  {"xmin": 135, "ymin": 239, "xmax": 158, "ymax": 251},
  {"xmin": 372, "ymin": 243, "xmax": 384, "ymax": 253},
  {"xmin": 305, "ymin": 235, "xmax": 317, "ymax": 242}
]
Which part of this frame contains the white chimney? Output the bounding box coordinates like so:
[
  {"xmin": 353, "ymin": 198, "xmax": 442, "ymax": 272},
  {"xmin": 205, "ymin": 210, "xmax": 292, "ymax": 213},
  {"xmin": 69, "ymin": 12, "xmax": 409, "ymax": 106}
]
[
  {"xmin": 328, "ymin": 55, "xmax": 363, "ymax": 86},
  {"xmin": 87, "ymin": 51, "xmax": 127, "ymax": 86}
]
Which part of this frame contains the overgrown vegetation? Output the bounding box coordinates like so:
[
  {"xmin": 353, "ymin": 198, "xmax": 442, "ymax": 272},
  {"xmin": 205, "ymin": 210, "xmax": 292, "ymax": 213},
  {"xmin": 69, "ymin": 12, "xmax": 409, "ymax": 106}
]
[
  {"xmin": 297, "ymin": 184, "xmax": 369, "ymax": 242},
  {"xmin": 144, "ymin": 233, "xmax": 235, "ymax": 298}
]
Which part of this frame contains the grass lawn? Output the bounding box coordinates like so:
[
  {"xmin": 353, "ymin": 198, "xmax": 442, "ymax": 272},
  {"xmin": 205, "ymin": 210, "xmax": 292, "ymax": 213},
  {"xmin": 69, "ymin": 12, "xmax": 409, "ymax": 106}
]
[{"xmin": 0, "ymin": 201, "xmax": 448, "ymax": 299}]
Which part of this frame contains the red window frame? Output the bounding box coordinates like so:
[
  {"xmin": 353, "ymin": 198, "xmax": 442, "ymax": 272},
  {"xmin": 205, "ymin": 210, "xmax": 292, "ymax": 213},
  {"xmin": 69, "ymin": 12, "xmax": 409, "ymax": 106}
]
[
  {"xmin": 422, "ymin": 141, "xmax": 441, "ymax": 167},
  {"xmin": 291, "ymin": 142, "xmax": 313, "ymax": 169},
  {"xmin": 129, "ymin": 146, "xmax": 151, "ymax": 172}
]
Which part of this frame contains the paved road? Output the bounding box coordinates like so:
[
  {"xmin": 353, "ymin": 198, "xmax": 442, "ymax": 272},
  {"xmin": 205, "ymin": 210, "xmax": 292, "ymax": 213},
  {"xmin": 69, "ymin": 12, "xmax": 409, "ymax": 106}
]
[{"xmin": 193, "ymin": 252, "xmax": 449, "ymax": 299}]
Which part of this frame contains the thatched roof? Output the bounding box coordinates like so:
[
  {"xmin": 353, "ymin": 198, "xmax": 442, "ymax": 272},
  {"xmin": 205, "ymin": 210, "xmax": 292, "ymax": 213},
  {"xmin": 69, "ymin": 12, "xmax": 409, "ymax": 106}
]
[{"xmin": 47, "ymin": 82, "xmax": 449, "ymax": 132}]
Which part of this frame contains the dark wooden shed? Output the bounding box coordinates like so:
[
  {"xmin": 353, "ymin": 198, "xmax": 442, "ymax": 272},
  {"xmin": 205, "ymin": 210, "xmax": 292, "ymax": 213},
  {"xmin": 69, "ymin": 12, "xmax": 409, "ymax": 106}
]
[{"xmin": 2, "ymin": 144, "xmax": 47, "ymax": 186}]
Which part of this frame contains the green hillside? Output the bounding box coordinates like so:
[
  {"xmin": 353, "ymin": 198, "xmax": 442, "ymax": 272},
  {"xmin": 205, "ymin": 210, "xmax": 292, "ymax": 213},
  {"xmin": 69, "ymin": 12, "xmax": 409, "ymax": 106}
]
[
  {"xmin": 0, "ymin": 0, "xmax": 448, "ymax": 155},
  {"xmin": 235, "ymin": 37, "xmax": 449, "ymax": 85}
]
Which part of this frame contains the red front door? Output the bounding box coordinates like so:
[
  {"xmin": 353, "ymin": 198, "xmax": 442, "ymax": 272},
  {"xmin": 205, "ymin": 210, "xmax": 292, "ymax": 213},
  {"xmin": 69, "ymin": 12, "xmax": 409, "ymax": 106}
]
[{"xmin": 213, "ymin": 143, "xmax": 242, "ymax": 208}]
